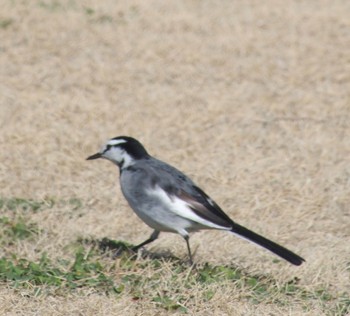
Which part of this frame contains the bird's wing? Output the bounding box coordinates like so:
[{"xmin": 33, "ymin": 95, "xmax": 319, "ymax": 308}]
[
  {"xmin": 144, "ymin": 158, "xmax": 234, "ymax": 230},
  {"xmin": 177, "ymin": 186, "xmax": 233, "ymax": 229},
  {"xmin": 145, "ymin": 184, "xmax": 232, "ymax": 230}
]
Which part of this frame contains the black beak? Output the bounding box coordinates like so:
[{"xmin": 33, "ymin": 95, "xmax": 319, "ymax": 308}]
[{"xmin": 86, "ymin": 153, "xmax": 102, "ymax": 160}]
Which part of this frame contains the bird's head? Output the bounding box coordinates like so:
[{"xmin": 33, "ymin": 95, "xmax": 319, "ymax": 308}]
[{"xmin": 86, "ymin": 136, "xmax": 149, "ymax": 169}]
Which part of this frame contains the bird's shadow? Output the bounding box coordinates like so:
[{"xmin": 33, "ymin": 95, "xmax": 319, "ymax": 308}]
[
  {"xmin": 77, "ymin": 237, "xmax": 304, "ymax": 303},
  {"xmin": 80, "ymin": 237, "xmax": 185, "ymax": 263}
]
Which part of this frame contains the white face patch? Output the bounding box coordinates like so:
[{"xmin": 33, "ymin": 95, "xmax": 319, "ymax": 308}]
[
  {"xmin": 98, "ymin": 138, "xmax": 128, "ymax": 155},
  {"xmin": 99, "ymin": 140, "xmax": 134, "ymax": 169}
]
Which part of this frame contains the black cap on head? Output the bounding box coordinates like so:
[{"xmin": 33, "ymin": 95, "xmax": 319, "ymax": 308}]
[{"xmin": 111, "ymin": 136, "xmax": 149, "ymax": 159}]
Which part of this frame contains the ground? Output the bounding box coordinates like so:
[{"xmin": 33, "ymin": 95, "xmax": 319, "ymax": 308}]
[{"xmin": 0, "ymin": 0, "xmax": 349, "ymax": 315}]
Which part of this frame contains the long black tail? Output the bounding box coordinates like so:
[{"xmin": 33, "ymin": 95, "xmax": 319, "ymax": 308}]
[{"xmin": 231, "ymin": 222, "xmax": 305, "ymax": 266}]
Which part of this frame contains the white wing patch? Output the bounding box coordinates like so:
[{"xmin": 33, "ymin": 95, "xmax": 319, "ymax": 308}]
[{"xmin": 146, "ymin": 186, "xmax": 229, "ymax": 230}]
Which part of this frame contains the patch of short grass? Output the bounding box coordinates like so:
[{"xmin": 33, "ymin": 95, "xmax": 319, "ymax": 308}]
[
  {"xmin": 0, "ymin": 237, "xmax": 348, "ymax": 314},
  {"xmin": 83, "ymin": 7, "xmax": 95, "ymax": 16},
  {"xmin": 0, "ymin": 216, "xmax": 40, "ymax": 241},
  {"xmin": 0, "ymin": 18, "xmax": 13, "ymax": 29},
  {"xmin": 0, "ymin": 196, "xmax": 85, "ymax": 249},
  {"xmin": 0, "ymin": 197, "xmax": 54, "ymax": 212},
  {"xmin": 0, "ymin": 248, "xmax": 121, "ymax": 297},
  {"xmin": 77, "ymin": 238, "xmax": 350, "ymax": 314},
  {"xmin": 38, "ymin": 0, "xmax": 76, "ymax": 12},
  {"xmin": 334, "ymin": 295, "xmax": 350, "ymax": 316},
  {"xmin": 0, "ymin": 198, "xmax": 349, "ymax": 315},
  {"xmin": 0, "ymin": 196, "xmax": 83, "ymax": 213},
  {"xmin": 0, "ymin": 197, "xmax": 84, "ymax": 248}
]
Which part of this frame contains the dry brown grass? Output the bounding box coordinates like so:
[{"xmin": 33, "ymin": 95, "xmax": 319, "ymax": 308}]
[{"xmin": 1, "ymin": 0, "xmax": 350, "ymax": 315}]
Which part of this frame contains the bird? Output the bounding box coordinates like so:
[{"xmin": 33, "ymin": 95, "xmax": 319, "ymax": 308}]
[{"xmin": 86, "ymin": 136, "xmax": 305, "ymax": 266}]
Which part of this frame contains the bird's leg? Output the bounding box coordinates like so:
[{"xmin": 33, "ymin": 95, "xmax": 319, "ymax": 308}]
[
  {"xmin": 132, "ymin": 230, "xmax": 160, "ymax": 251},
  {"xmin": 184, "ymin": 235, "xmax": 194, "ymax": 265}
]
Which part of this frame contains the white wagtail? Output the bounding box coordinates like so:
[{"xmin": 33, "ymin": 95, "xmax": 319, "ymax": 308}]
[{"xmin": 87, "ymin": 136, "xmax": 305, "ymax": 266}]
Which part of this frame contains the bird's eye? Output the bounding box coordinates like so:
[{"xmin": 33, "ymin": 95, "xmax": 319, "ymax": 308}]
[{"xmin": 102, "ymin": 144, "xmax": 112, "ymax": 154}]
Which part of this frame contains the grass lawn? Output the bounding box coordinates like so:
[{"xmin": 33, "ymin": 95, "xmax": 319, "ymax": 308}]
[{"xmin": 1, "ymin": 1, "xmax": 349, "ymax": 315}]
